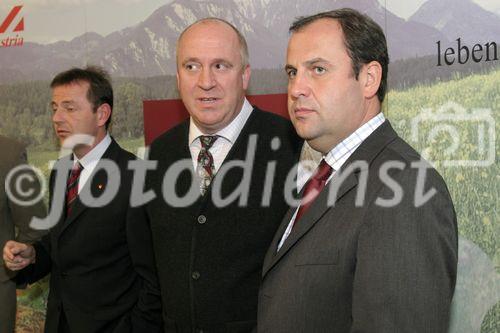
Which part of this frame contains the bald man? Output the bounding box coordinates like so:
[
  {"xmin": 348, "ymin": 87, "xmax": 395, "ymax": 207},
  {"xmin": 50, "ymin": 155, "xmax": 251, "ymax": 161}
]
[{"xmin": 146, "ymin": 18, "xmax": 302, "ymax": 332}]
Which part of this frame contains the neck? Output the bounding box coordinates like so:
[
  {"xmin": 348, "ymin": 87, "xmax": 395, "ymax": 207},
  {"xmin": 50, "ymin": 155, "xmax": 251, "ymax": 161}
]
[
  {"xmin": 73, "ymin": 131, "xmax": 107, "ymax": 159},
  {"xmin": 310, "ymin": 105, "xmax": 381, "ymax": 155}
]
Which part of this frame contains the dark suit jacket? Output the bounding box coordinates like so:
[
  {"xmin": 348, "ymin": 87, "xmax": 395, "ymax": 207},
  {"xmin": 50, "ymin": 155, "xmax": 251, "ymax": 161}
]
[
  {"xmin": 0, "ymin": 136, "xmax": 46, "ymax": 332},
  {"xmin": 147, "ymin": 108, "xmax": 302, "ymax": 332},
  {"xmin": 258, "ymin": 121, "xmax": 458, "ymax": 333},
  {"xmin": 19, "ymin": 138, "xmax": 162, "ymax": 333},
  {"xmin": 0, "ymin": 135, "xmax": 46, "ymax": 283}
]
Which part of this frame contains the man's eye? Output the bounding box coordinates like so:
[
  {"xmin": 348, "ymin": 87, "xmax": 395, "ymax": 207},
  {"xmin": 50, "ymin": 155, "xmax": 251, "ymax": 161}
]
[
  {"xmin": 286, "ymin": 69, "xmax": 297, "ymax": 79},
  {"xmin": 313, "ymin": 66, "xmax": 326, "ymax": 75},
  {"xmin": 214, "ymin": 63, "xmax": 229, "ymax": 70},
  {"xmin": 185, "ymin": 63, "xmax": 199, "ymax": 71}
]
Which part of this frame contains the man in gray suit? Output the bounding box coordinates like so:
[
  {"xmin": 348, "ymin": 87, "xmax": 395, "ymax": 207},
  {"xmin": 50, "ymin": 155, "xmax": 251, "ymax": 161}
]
[
  {"xmin": 258, "ymin": 8, "xmax": 458, "ymax": 333},
  {"xmin": 0, "ymin": 135, "xmax": 46, "ymax": 333}
]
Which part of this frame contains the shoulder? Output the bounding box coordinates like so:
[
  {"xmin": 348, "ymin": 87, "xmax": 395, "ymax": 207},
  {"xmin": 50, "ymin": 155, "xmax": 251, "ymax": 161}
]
[
  {"xmin": 249, "ymin": 107, "xmax": 294, "ymax": 129},
  {"xmin": 375, "ymin": 134, "xmax": 449, "ymax": 192},
  {"xmin": 0, "ymin": 135, "xmax": 26, "ymax": 165},
  {"xmin": 247, "ymin": 108, "xmax": 302, "ymax": 148},
  {"xmin": 149, "ymin": 120, "xmax": 189, "ymax": 153},
  {"xmin": 109, "ymin": 140, "xmax": 140, "ymax": 173}
]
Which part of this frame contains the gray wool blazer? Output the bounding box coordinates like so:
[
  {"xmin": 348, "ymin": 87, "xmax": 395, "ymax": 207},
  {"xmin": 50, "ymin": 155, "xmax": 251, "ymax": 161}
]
[{"xmin": 258, "ymin": 121, "xmax": 458, "ymax": 333}]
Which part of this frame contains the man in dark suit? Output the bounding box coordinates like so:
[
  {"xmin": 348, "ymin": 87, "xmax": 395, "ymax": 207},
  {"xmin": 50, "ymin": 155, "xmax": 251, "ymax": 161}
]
[
  {"xmin": 0, "ymin": 135, "xmax": 46, "ymax": 333},
  {"xmin": 3, "ymin": 67, "xmax": 162, "ymax": 333},
  {"xmin": 258, "ymin": 9, "xmax": 458, "ymax": 333},
  {"xmin": 146, "ymin": 18, "xmax": 302, "ymax": 332}
]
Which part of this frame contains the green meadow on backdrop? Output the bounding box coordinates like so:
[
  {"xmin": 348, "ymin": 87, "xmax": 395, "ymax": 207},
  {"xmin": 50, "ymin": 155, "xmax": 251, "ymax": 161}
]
[{"xmin": 8, "ymin": 68, "xmax": 497, "ymax": 332}]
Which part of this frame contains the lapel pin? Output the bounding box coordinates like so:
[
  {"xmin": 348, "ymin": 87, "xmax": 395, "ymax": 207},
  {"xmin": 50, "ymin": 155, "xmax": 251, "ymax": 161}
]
[{"xmin": 97, "ymin": 184, "xmax": 104, "ymax": 190}]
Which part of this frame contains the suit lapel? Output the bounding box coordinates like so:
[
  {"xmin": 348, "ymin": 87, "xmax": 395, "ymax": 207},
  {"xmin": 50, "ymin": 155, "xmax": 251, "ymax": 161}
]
[
  {"xmin": 58, "ymin": 139, "xmax": 120, "ymax": 236},
  {"xmin": 262, "ymin": 170, "xmax": 359, "ymax": 277},
  {"xmin": 262, "ymin": 121, "xmax": 400, "ymax": 278},
  {"xmin": 262, "ymin": 204, "xmax": 298, "ymax": 274}
]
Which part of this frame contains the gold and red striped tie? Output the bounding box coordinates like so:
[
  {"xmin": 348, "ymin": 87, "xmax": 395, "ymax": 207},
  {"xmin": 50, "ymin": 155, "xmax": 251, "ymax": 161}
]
[{"xmin": 66, "ymin": 162, "xmax": 83, "ymax": 217}]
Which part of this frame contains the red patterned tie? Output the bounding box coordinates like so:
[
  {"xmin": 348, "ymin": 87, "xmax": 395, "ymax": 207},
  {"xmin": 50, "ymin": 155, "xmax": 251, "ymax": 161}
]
[
  {"xmin": 66, "ymin": 162, "xmax": 83, "ymax": 217},
  {"xmin": 293, "ymin": 159, "xmax": 333, "ymax": 226},
  {"xmin": 197, "ymin": 136, "xmax": 218, "ymax": 195}
]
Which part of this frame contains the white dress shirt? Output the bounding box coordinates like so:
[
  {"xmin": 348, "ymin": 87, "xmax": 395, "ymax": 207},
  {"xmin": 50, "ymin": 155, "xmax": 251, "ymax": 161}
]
[
  {"xmin": 277, "ymin": 113, "xmax": 386, "ymax": 250},
  {"xmin": 188, "ymin": 98, "xmax": 253, "ymax": 172},
  {"xmin": 73, "ymin": 134, "xmax": 112, "ymax": 193}
]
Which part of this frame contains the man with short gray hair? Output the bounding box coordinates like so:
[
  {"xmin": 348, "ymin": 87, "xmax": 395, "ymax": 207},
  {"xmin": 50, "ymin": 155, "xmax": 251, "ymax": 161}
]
[{"xmin": 146, "ymin": 18, "xmax": 302, "ymax": 332}]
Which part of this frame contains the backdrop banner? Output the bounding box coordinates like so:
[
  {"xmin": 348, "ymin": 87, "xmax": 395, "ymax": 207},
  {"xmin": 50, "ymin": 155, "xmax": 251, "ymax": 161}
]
[{"xmin": 0, "ymin": 1, "xmax": 498, "ymax": 332}]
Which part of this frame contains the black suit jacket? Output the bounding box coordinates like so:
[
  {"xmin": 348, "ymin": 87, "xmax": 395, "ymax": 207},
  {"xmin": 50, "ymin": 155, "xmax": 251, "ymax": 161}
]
[
  {"xmin": 147, "ymin": 108, "xmax": 302, "ymax": 332},
  {"xmin": 258, "ymin": 121, "xmax": 458, "ymax": 333},
  {"xmin": 20, "ymin": 138, "xmax": 162, "ymax": 333}
]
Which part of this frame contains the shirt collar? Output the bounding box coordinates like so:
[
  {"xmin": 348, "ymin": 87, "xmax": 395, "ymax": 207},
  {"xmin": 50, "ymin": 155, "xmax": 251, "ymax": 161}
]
[
  {"xmin": 189, "ymin": 98, "xmax": 253, "ymax": 145},
  {"xmin": 73, "ymin": 133, "xmax": 112, "ymax": 170},
  {"xmin": 324, "ymin": 112, "xmax": 386, "ymax": 171}
]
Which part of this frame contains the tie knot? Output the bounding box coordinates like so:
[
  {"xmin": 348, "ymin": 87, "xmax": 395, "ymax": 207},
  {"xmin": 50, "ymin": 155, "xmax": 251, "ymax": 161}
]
[
  {"xmin": 313, "ymin": 159, "xmax": 333, "ymax": 182},
  {"xmin": 71, "ymin": 162, "xmax": 83, "ymax": 175},
  {"xmin": 200, "ymin": 135, "xmax": 218, "ymax": 149}
]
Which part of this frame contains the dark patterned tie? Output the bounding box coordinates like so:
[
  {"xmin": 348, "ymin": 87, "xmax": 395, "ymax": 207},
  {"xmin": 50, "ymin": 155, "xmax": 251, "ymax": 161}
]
[
  {"xmin": 66, "ymin": 162, "xmax": 83, "ymax": 217},
  {"xmin": 197, "ymin": 135, "xmax": 218, "ymax": 195},
  {"xmin": 293, "ymin": 159, "xmax": 333, "ymax": 226}
]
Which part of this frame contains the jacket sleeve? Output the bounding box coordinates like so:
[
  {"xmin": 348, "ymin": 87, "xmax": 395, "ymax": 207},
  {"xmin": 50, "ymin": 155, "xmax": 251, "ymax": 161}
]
[
  {"xmin": 8, "ymin": 146, "xmax": 47, "ymax": 243},
  {"xmin": 15, "ymin": 234, "xmax": 52, "ymax": 285},
  {"xmin": 350, "ymin": 168, "xmax": 458, "ymax": 333},
  {"xmin": 125, "ymin": 203, "xmax": 163, "ymax": 332}
]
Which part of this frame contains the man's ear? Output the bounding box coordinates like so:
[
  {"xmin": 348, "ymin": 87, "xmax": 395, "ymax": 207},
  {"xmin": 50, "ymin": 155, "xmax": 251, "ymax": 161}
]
[
  {"xmin": 361, "ymin": 61, "xmax": 382, "ymax": 99},
  {"xmin": 96, "ymin": 103, "xmax": 112, "ymax": 128},
  {"xmin": 242, "ymin": 65, "xmax": 251, "ymax": 90}
]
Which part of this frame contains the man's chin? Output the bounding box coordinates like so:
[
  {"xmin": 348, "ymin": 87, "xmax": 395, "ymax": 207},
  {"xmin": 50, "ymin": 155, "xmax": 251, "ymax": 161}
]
[
  {"xmin": 58, "ymin": 134, "xmax": 96, "ymax": 150},
  {"xmin": 56, "ymin": 136, "xmax": 67, "ymax": 146}
]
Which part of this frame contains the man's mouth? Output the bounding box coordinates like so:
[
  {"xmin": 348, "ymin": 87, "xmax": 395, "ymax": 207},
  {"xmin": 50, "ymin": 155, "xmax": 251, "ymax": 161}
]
[
  {"xmin": 56, "ymin": 129, "xmax": 70, "ymax": 136},
  {"xmin": 294, "ymin": 107, "xmax": 315, "ymax": 118},
  {"xmin": 198, "ymin": 97, "xmax": 219, "ymax": 102}
]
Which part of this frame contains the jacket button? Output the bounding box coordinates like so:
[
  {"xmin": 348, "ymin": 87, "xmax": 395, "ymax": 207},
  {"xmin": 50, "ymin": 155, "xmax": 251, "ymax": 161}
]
[
  {"xmin": 197, "ymin": 215, "xmax": 206, "ymax": 224},
  {"xmin": 191, "ymin": 271, "xmax": 200, "ymax": 280}
]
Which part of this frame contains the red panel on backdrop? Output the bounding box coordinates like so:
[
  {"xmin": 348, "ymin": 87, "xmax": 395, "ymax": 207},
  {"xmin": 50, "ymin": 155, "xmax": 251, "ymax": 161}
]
[{"xmin": 143, "ymin": 93, "xmax": 288, "ymax": 145}]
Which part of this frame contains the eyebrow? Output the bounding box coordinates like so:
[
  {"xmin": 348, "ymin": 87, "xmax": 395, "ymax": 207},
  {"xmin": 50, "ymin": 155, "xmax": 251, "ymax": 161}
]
[
  {"xmin": 304, "ymin": 57, "xmax": 331, "ymax": 66},
  {"xmin": 284, "ymin": 57, "xmax": 332, "ymax": 71},
  {"xmin": 181, "ymin": 58, "xmax": 200, "ymax": 66},
  {"xmin": 181, "ymin": 58, "xmax": 233, "ymax": 66},
  {"xmin": 51, "ymin": 100, "xmax": 75, "ymax": 107}
]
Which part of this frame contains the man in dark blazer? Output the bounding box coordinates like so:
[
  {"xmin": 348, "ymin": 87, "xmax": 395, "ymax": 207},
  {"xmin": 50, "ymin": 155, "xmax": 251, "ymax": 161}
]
[
  {"xmin": 146, "ymin": 18, "xmax": 302, "ymax": 332},
  {"xmin": 258, "ymin": 9, "xmax": 458, "ymax": 333},
  {"xmin": 0, "ymin": 135, "xmax": 46, "ymax": 333},
  {"xmin": 3, "ymin": 67, "xmax": 162, "ymax": 333}
]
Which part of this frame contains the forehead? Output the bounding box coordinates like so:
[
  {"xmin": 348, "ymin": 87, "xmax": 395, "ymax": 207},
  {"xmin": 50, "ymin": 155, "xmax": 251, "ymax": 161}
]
[
  {"xmin": 287, "ymin": 19, "xmax": 347, "ymax": 59},
  {"xmin": 52, "ymin": 81, "xmax": 90, "ymax": 101},
  {"xmin": 177, "ymin": 21, "xmax": 240, "ymax": 60}
]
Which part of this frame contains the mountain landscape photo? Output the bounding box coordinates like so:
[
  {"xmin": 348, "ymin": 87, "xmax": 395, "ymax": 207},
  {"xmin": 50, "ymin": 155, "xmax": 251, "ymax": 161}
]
[{"xmin": 0, "ymin": 0, "xmax": 477, "ymax": 83}]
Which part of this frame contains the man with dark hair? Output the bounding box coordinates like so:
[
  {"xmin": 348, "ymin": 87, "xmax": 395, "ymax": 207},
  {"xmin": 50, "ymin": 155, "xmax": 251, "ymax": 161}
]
[
  {"xmin": 258, "ymin": 8, "xmax": 457, "ymax": 332},
  {"xmin": 3, "ymin": 66, "xmax": 162, "ymax": 333},
  {"xmin": 50, "ymin": 66, "xmax": 114, "ymax": 129},
  {"xmin": 0, "ymin": 135, "xmax": 46, "ymax": 333},
  {"xmin": 146, "ymin": 18, "xmax": 302, "ymax": 332}
]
